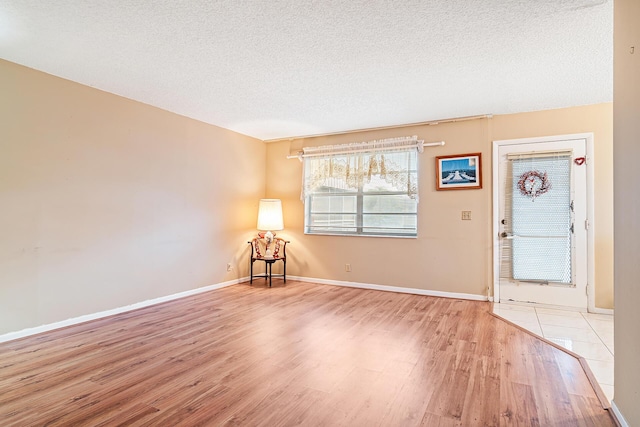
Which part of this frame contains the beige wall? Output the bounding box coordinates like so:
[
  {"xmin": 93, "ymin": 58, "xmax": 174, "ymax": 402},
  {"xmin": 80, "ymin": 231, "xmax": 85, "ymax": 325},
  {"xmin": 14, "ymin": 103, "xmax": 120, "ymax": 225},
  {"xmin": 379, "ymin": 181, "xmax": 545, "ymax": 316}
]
[
  {"xmin": 613, "ymin": 0, "xmax": 640, "ymax": 424},
  {"xmin": 268, "ymin": 119, "xmax": 491, "ymax": 297},
  {"xmin": 267, "ymin": 104, "xmax": 613, "ymax": 308},
  {"xmin": 0, "ymin": 60, "xmax": 266, "ymax": 335},
  {"xmin": 0, "ymin": 57, "xmax": 616, "ymax": 337}
]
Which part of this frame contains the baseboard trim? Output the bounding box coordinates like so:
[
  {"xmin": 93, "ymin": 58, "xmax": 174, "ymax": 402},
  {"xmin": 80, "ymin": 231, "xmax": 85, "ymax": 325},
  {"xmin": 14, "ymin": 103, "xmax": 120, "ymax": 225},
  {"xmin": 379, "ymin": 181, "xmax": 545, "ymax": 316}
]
[
  {"xmin": 289, "ymin": 275, "xmax": 488, "ymax": 301},
  {"xmin": 610, "ymin": 401, "xmax": 629, "ymax": 427},
  {"xmin": 0, "ymin": 277, "xmax": 249, "ymax": 344},
  {"xmin": 0, "ymin": 275, "xmax": 490, "ymax": 343},
  {"xmin": 590, "ymin": 307, "xmax": 615, "ymax": 315}
]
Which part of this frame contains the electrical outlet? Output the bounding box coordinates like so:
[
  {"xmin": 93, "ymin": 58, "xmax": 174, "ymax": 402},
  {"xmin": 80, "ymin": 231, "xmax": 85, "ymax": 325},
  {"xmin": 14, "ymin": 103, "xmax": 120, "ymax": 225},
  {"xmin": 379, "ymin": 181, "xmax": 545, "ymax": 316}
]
[
  {"xmin": 345, "ymin": 263, "xmax": 351, "ymax": 272},
  {"xmin": 461, "ymin": 211, "xmax": 472, "ymax": 220},
  {"xmin": 226, "ymin": 263, "xmax": 233, "ymax": 272}
]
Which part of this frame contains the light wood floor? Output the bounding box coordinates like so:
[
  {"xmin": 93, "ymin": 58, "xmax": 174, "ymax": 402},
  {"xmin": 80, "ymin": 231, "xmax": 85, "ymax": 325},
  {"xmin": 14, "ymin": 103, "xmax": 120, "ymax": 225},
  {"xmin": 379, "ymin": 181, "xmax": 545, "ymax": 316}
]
[{"xmin": 0, "ymin": 281, "xmax": 615, "ymax": 426}]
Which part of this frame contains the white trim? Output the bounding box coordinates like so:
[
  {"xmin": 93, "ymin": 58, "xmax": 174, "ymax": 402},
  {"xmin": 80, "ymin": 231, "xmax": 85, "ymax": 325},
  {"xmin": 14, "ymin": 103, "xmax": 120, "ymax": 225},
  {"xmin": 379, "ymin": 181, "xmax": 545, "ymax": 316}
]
[
  {"xmin": 492, "ymin": 133, "xmax": 596, "ymax": 311},
  {"xmin": 589, "ymin": 307, "xmax": 614, "ymax": 315},
  {"xmin": 0, "ymin": 277, "xmax": 248, "ymax": 344},
  {"xmin": 584, "ymin": 133, "xmax": 597, "ymax": 314},
  {"xmin": 289, "ymin": 275, "xmax": 488, "ymax": 301},
  {"xmin": 1, "ymin": 276, "xmax": 487, "ymax": 343},
  {"xmin": 611, "ymin": 401, "xmax": 630, "ymax": 427},
  {"xmin": 266, "ymin": 114, "xmax": 492, "ymax": 143},
  {"xmin": 492, "ymin": 141, "xmax": 502, "ymax": 303}
]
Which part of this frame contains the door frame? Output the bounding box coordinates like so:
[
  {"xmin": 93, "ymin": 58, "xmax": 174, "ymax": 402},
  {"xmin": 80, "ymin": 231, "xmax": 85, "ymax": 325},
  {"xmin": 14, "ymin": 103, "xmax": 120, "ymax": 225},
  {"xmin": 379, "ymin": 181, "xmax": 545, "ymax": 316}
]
[{"xmin": 492, "ymin": 133, "xmax": 596, "ymax": 312}]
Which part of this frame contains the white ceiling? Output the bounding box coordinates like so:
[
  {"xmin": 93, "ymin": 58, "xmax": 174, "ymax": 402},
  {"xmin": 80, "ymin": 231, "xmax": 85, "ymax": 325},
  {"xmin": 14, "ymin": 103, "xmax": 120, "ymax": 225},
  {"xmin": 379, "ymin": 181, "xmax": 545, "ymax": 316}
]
[{"xmin": 0, "ymin": 1, "xmax": 612, "ymax": 141}]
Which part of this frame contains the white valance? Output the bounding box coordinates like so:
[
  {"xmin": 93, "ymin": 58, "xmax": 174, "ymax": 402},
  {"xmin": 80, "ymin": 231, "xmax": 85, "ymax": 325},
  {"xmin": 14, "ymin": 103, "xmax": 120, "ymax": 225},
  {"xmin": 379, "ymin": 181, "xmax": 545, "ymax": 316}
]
[
  {"xmin": 301, "ymin": 135, "xmax": 423, "ymax": 157},
  {"xmin": 301, "ymin": 136, "xmax": 422, "ymax": 202}
]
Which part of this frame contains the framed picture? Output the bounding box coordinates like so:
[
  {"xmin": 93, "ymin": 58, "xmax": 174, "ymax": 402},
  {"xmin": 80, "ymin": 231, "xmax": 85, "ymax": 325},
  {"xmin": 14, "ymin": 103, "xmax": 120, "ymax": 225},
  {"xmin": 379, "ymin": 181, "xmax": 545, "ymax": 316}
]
[{"xmin": 436, "ymin": 153, "xmax": 482, "ymax": 190}]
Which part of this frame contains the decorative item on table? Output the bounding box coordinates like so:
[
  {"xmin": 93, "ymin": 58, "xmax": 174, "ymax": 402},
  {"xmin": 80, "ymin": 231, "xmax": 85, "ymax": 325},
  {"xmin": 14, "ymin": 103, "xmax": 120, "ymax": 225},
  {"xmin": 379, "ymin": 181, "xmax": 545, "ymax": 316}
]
[{"xmin": 256, "ymin": 199, "xmax": 284, "ymax": 259}]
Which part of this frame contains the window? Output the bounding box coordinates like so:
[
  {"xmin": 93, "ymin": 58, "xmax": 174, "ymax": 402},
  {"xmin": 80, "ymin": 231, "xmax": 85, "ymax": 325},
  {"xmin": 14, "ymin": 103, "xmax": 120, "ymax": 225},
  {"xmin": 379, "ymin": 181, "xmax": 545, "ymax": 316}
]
[{"xmin": 302, "ymin": 137, "xmax": 419, "ymax": 237}]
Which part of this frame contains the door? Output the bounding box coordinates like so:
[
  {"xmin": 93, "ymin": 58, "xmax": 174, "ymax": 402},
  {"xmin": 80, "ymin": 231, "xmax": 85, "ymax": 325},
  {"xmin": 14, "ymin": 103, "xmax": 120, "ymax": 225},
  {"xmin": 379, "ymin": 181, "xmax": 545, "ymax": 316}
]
[{"xmin": 493, "ymin": 135, "xmax": 591, "ymax": 310}]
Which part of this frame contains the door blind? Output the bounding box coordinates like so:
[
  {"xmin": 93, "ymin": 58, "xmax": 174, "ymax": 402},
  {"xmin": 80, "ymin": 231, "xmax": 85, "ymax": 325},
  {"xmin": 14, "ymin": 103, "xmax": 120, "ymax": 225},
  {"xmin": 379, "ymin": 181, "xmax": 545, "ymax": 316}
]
[{"xmin": 500, "ymin": 151, "xmax": 573, "ymax": 285}]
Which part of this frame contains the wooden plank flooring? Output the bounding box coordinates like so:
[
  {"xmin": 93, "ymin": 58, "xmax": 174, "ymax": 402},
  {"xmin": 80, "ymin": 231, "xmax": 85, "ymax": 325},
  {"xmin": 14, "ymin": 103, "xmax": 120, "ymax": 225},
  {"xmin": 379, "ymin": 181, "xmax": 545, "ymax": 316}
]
[{"xmin": 0, "ymin": 281, "xmax": 615, "ymax": 426}]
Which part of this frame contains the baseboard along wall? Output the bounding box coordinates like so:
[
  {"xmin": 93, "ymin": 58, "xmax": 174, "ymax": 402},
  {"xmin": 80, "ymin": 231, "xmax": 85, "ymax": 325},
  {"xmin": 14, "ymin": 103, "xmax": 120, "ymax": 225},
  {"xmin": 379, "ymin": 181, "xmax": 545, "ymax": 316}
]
[
  {"xmin": 610, "ymin": 401, "xmax": 630, "ymax": 427},
  {"xmin": 288, "ymin": 275, "xmax": 489, "ymax": 301},
  {"xmin": 0, "ymin": 275, "xmax": 487, "ymax": 343},
  {"xmin": 0, "ymin": 277, "xmax": 246, "ymax": 344}
]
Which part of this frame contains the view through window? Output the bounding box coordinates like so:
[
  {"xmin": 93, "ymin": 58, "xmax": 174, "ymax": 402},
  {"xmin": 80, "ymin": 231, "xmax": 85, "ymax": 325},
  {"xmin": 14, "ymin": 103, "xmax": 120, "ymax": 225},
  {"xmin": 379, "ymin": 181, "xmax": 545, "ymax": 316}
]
[{"xmin": 303, "ymin": 147, "xmax": 418, "ymax": 237}]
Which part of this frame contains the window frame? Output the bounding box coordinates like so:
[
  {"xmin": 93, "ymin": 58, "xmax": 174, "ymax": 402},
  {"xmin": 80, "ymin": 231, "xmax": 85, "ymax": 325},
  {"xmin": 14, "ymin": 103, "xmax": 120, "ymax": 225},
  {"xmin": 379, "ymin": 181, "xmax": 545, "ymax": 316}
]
[{"xmin": 303, "ymin": 165, "xmax": 418, "ymax": 238}]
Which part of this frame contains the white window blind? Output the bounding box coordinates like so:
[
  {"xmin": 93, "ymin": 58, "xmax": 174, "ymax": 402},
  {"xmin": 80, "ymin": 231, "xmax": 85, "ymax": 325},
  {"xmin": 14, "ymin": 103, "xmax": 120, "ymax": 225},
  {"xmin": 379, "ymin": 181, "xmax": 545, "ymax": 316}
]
[
  {"xmin": 500, "ymin": 151, "xmax": 574, "ymax": 284},
  {"xmin": 302, "ymin": 136, "xmax": 420, "ymax": 237}
]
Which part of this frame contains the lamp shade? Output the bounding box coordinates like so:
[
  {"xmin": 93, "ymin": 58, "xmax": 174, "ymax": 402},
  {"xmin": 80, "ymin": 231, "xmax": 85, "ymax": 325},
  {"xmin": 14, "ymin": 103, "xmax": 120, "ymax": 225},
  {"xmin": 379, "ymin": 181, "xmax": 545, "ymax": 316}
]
[{"xmin": 257, "ymin": 199, "xmax": 284, "ymax": 231}]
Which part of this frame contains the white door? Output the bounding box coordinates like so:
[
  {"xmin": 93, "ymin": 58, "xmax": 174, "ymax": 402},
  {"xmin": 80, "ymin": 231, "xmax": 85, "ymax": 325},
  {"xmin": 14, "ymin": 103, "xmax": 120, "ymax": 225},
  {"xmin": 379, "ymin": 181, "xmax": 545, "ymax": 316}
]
[{"xmin": 493, "ymin": 135, "xmax": 591, "ymax": 310}]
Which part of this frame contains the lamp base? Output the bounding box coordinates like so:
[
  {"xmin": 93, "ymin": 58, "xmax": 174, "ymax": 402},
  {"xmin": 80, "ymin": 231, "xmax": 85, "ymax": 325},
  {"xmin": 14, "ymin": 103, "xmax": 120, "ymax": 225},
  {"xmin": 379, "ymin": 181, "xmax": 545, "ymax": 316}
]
[
  {"xmin": 260, "ymin": 230, "xmax": 275, "ymax": 259},
  {"xmin": 257, "ymin": 231, "xmax": 277, "ymax": 239}
]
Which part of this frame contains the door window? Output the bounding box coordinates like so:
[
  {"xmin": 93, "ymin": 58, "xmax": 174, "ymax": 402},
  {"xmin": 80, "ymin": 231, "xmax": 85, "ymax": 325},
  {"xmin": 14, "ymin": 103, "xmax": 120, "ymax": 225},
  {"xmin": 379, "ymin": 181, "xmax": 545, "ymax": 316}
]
[{"xmin": 508, "ymin": 152, "xmax": 573, "ymax": 284}]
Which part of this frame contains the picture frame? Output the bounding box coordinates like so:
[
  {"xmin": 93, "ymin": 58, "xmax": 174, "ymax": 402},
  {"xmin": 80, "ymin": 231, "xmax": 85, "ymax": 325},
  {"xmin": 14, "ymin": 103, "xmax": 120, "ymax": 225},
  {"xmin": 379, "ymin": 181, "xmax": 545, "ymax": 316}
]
[{"xmin": 436, "ymin": 153, "xmax": 482, "ymax": 190}]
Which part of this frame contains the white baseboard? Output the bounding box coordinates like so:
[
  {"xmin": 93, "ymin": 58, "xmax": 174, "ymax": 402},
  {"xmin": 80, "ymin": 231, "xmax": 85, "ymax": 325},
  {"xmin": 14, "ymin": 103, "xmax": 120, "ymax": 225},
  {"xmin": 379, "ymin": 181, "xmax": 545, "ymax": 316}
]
[
  {"xmin": 0, "ymin": 277, "xmax": 248, "ymax": 344},
  {"xmin": 1, "ymin": 275, "xmax": 489, "ymax": 343},
  {"xmin": 289, "ymin": 275, "xmax": 488, "ymax": 302},
  {"xmin": 589, "ymin": 307, "xmax": 615, "ymax": 315},
  {"xmin": 611, "ymin": 401, "xmax": 629, "ymax": 427}
]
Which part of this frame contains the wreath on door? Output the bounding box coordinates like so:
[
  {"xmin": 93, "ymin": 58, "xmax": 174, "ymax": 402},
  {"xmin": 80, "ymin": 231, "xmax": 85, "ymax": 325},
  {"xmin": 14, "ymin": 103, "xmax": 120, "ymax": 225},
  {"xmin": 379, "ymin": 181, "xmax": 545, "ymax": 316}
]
[{"xmin": 518, "ymin": 170, "xmax": 551, "ymax": 200}]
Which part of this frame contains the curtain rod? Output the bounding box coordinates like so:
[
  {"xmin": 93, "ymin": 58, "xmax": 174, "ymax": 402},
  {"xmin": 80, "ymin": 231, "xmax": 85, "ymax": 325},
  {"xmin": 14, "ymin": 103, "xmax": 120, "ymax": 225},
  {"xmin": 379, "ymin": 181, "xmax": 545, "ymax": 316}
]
[
  {"xmin": 286, "ymin": 141, "xmax": 445, "ymax": 160},
  {"xmin": 266, "ymin": 114, "xmax": 492, "ymax": 143}
]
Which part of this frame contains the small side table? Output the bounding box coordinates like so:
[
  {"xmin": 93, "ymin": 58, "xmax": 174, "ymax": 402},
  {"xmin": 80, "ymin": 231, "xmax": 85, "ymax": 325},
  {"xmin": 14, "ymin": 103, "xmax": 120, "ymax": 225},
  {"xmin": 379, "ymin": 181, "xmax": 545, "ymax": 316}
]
[
  {"xmin": 248, "ymin": 238, "xmax": 289, "ymax": 288},
  {"xmin": 255, "ymin": 258, "xmax": 279, "ymax": 287}
]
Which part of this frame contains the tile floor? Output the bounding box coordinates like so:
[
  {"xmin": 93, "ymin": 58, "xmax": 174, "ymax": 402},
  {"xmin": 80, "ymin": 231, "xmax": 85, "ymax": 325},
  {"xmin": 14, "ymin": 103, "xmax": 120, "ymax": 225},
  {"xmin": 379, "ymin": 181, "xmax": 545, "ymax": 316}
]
[{"xmin": 492, "ymin": 303, "xmax": 614, "ymax": 402}]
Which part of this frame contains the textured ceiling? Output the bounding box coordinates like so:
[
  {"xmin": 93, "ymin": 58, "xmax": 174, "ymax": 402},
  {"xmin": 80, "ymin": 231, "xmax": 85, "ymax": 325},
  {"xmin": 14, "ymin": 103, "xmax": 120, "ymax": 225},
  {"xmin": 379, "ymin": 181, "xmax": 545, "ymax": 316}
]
[{"xmin": 0, "ymin": 1, "xmax": 612, "ymax": 141}]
